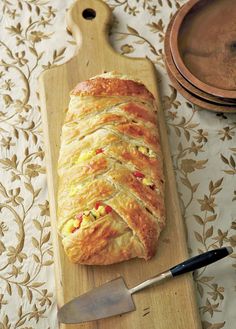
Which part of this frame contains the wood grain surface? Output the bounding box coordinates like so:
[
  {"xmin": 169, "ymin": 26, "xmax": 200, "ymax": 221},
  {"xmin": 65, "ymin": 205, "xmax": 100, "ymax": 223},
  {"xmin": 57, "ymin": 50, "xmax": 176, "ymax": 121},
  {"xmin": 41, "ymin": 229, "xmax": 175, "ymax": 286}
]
[
  {"xmin": 170, "ymin": 0, "xmax": 236, "ymax": 99},
  {"xmin": 38, "ymin": 1, "xmax": 202, "ymax": 328}
]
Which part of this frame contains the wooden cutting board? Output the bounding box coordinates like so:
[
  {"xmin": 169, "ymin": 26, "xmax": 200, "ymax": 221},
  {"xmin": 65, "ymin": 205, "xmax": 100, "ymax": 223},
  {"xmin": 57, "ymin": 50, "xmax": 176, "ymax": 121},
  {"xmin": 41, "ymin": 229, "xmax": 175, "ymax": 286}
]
[{"xmin": 38, "ymin": 1, "xmax": 202, "ymax": 328}]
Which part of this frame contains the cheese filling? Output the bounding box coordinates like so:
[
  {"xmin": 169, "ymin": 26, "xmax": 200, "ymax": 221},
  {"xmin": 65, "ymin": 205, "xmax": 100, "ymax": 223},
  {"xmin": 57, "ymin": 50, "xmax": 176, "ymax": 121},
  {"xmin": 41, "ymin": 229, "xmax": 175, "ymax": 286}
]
[
  {"xmin": 72, "ymin": 148, "xmax": 104, "ymax": 165},
  {"xmin": 133, "ymin": 171, "xmax": 155, "ymax": 190},
  {"xmin": 137, "ymin": 146, "xmax": 156, "ymax": 158},
  {"xmin": 62, "ymin": 201, "xmax": 112, "ymax": 236}
]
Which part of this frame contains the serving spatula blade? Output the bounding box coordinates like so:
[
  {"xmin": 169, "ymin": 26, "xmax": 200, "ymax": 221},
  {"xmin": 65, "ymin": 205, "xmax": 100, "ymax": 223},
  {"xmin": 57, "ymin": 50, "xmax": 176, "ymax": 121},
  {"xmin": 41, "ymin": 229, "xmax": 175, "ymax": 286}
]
[{"xmin": 58, "ymin": 277, "xmax": 135, "ymax": 324}]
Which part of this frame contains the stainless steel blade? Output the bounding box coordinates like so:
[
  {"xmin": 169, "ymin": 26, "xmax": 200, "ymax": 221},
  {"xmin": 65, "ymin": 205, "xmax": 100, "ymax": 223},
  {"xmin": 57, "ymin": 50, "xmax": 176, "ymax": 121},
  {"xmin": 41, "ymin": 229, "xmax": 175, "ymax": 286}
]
[{"xmin": 58, "ymin": 277, "xmax": 135, "ymax": 324}]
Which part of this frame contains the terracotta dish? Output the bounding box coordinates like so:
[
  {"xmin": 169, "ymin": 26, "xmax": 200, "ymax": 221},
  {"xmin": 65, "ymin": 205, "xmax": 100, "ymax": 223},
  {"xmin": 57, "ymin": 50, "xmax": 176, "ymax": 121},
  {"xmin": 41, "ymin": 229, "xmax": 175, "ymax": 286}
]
[
  {"xmin": 166, "ymin": 65, "xmax": 236, "ymax": 113},
  {"xmin": 164, "ymin": 12, "xmax": 236, "ymax": 106},
  {"xmin": 170, "ymin": 0, "xmax": 236, "ymax": 99}
]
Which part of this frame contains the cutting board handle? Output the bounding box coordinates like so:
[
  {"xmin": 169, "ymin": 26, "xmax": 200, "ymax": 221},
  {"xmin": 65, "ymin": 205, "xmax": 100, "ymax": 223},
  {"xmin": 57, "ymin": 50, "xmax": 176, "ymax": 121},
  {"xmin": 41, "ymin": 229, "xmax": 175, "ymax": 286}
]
[
  {"xmin": 67, "ymin": 0, "xmax": 113, "ymax": 52},
  {"xmin": 65, "ymin": 0, "xmax": 156, "ymax": 83}
]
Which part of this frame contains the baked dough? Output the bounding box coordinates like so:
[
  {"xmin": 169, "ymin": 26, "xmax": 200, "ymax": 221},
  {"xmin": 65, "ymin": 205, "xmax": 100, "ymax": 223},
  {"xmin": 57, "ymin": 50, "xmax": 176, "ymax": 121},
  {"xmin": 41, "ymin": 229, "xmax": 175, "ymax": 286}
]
[{"xmin": 57, "ymin": 72, "xmax": 165, "ymax": 265}]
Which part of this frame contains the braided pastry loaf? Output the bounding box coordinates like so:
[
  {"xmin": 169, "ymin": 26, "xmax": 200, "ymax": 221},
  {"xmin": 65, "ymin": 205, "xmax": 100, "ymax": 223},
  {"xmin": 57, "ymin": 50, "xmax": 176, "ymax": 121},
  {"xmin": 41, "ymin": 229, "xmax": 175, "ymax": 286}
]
[{"xmin": 57, "ymin": 72, "xmax": 165, "ymax": 265}]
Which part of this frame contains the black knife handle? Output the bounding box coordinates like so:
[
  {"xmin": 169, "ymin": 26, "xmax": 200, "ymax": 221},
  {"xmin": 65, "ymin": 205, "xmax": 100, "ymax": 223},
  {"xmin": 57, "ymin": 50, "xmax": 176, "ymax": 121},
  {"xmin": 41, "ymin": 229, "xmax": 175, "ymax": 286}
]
[{"xmin": 170, "ymin": 247, "xmax": 232, "ymax": 277}]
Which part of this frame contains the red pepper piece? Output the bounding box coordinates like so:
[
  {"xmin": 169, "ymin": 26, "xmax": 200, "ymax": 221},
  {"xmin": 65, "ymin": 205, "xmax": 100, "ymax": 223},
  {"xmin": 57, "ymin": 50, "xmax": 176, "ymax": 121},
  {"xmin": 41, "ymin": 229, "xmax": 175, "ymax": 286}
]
[
  {"xmin": 95, "ymin": 201, "xmax": 102, "ymax": 210},
  {"xmin": 74, "ymin": 218, "xmax": 82, "ymax": 228},
  {"xmin": 75, "ymin": 213, "xmax": 83, "ymax": 220},
  {"xmin": 133, "ymin": 171, "xmax": 145, "ymax": 179},
  {"xmin": 73, "ymin": 213, "xmax": 83, "ymax": 232},
  {"xmin": 96, "ymin": 148, "xmax": 104, "ymax": 155},
  {"xmin": 105, "ymin": 205, "xmax": 112, "ymax": 214}
]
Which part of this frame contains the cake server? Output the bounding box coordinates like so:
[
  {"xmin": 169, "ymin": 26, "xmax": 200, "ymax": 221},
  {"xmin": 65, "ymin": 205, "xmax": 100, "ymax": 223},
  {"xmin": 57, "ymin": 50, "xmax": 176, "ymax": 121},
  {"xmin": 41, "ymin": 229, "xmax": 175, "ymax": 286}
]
[{"xmin": 58, "ymin": 246, "xmax": 232, "ymax": 324}]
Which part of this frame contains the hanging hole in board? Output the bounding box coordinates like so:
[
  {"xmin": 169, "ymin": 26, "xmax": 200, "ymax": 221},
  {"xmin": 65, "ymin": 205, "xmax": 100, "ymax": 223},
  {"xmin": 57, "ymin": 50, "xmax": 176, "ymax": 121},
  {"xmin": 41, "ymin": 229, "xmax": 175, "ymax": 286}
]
[{"xmin": 82, "ymin": 8, "xmax": 96, "ymax": 20}]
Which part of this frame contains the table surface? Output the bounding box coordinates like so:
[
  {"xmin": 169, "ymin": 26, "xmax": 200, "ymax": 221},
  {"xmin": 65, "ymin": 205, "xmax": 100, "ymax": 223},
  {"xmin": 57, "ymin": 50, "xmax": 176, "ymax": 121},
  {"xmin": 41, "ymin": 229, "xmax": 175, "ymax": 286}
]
[{"xmin": 0, "ymin": 1, "xmax": 235, "ymax": 328}]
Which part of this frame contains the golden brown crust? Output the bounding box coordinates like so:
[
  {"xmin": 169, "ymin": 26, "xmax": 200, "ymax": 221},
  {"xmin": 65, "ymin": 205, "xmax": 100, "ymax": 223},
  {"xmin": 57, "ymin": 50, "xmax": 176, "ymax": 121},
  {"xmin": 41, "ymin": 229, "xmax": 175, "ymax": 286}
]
[
  {"xmin": 57, "ymin": 179, "xmax": 115, "ymax": 230},
  {"xmin": 63, "ymin": 213, "xmax": 144, "ymax": 265},
  {"xmin": 108, "ymin": 192, "xmax": 159, "ymax": 260},
  {"xmin": 57, "ymin": 72, "xmax": 165, "ymax": 265},
  {"xmin": 116, "ymin": 123, "xmax": 159, "ymax": 148},
  {"xmin": 121, "ymin": 102, "xmax": 158, "ymax": 125},
  {"xmin": 65, "ymin": 97, "xmax": 122, "ymax": 122},
  {"xmin": 107, "ymin": 142, "xmax": 163, "ymax": 180},
  {"xmin": 71, "ymin": 77, "xmax": 155, "ymax": 101},
  {"xmin": 107, "ymin": 168, "xmax": 165, "ymax": 220}
]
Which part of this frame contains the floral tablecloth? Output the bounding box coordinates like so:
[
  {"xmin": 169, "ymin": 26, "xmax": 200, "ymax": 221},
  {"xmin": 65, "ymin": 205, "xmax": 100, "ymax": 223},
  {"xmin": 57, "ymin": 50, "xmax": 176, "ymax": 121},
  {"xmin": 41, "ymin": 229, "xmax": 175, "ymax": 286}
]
[{"xmin": 0, "ymin": 1, "xmax": 235, "ymax": 328}]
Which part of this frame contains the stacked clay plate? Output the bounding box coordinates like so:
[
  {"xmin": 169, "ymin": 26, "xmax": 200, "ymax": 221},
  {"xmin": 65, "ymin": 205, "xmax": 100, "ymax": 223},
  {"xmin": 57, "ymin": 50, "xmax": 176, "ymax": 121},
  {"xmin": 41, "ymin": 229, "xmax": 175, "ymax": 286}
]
[{"xmin": 164, "ymin": 0, "xmax": 236, "ymax": 113}]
